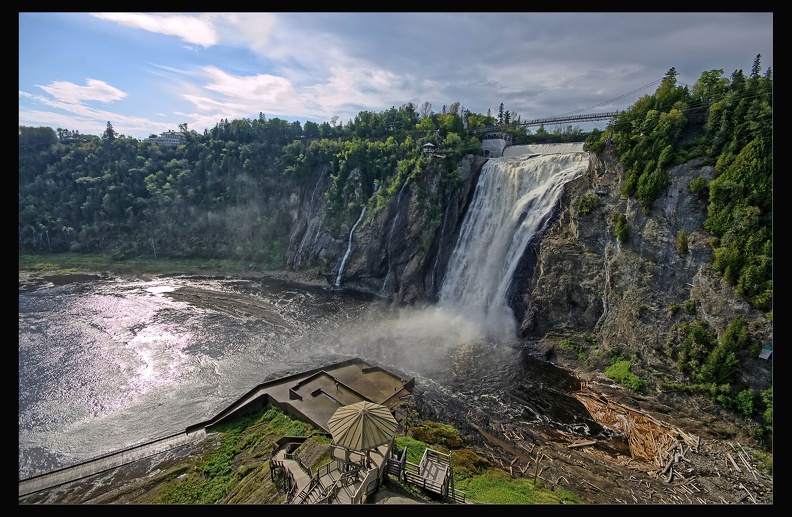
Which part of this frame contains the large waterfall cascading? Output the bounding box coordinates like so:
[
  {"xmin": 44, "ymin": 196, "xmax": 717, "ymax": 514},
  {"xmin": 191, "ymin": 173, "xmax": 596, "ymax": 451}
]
[{"xmin": 438, "ymin": 151, "xmax": 588, "ymax": 340}]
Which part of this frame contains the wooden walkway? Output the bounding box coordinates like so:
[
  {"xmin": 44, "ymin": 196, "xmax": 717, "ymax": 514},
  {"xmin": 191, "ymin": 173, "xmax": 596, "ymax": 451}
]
[
  {"xmin": 271, "ymin": 440, "xmax": 388, "ymax": 504},
  {"xmin": 401, "ymin": 448, "xmax": 465, "ymax": 503}
]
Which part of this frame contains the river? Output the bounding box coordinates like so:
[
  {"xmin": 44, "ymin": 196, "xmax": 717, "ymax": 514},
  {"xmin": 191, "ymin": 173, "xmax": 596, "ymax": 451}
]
[{"xmin": 18, "ymin": 272, "xmax": 603, "ymax": 480}]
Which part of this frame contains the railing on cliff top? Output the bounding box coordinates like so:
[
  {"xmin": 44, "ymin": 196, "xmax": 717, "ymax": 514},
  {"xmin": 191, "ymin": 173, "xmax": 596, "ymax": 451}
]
[{"xmin": 472, "ymin": 111, "xmax": 621, "ymax": 133}]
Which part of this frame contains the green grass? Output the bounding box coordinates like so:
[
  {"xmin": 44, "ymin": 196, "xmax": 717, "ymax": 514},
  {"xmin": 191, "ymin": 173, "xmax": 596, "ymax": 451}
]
[
  {"xmin": 455, "ymin": 469, "xmax": 580, "ymax": 504},
  {"xmin": 605, "ymin": 360, "xmax": 648, "ymax": 393},
  {"xmin": 154, "ymin": 406, "xmax": 319, "ymax": 504},
  {"xmin": 395, "ymin": 427, "xmax": 582, "ymax": 505}
]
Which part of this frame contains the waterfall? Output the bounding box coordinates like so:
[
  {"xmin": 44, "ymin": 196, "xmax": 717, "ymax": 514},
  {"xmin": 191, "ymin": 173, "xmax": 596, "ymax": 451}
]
[
  {"xmin": 438, "ymin": 152, "xmax": 588, "ymax": 340},
  {"xmin": 335, "ymin": 206, "xmax": 367, "ymax": 287}
]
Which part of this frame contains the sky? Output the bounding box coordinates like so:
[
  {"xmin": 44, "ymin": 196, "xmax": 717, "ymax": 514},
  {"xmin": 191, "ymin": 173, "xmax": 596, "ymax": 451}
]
[{"xmin": 19, "ymin": 12, "xmax": 773, "ymax": 141}]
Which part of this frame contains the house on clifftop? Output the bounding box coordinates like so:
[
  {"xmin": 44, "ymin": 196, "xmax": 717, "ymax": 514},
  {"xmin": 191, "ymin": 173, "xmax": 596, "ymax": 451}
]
[{"xmin": 147, "ymin": 130, "xmax": 184, "ymax": 147}]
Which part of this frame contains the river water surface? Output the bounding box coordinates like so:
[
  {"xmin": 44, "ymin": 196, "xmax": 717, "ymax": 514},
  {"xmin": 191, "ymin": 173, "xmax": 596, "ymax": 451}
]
[{"xmin": 19, "ymin": 273, "xmax": 602, "ymax": 480}]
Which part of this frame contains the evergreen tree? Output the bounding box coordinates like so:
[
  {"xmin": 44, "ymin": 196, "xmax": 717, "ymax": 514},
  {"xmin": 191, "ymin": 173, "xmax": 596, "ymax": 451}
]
[
  {"xmin": 102, "ymin": 121, "xmax": 117, "ymax": 142},
  {"xmin": 750, "ymin": 54, "xmax": 762, "ymax": 79}
]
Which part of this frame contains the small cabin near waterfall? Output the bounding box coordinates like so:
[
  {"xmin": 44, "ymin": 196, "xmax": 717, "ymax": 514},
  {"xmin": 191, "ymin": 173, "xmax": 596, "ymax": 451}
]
[
  {"xmin": 422, "ymin": 142, "xmax": 446, "ymax": 158},
  {"xmin": 481, "ymin": 130, "xmax": 513, "ymax": 158}
]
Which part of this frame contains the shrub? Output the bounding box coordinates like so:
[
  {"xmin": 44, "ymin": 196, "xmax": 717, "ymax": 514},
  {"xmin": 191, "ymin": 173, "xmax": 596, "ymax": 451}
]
[
  {"xmin": 696, "ymin": 345, "xmax": 740, "ymax": 384},
  {"xmin": 604, "ymin": 360, "xmax": 648, "ymax": 392},
  {"xmin": 450, "ymin": 449, "xmax": 491, "ymax": 480},
  {"xmin": 615, "ymin": 213, "xmax": 628, "ymax": 243},
  {"xmin": 675, "ymin": 229, "xmax": 689, "ymax": 255},
  {"xmin": 720, "ymin": 316, "xmax": 751, "ymax": 352},
  {"xmin": 689, "ymin": 176, "xmax": 709, "ymax": 200},
  {"xmin": 735, "ymin": 389, "xmax": 755, "ymax": 418},
  {"xmin": 559, "ymin": 338, "xmax": 576, "ymax": 350},
  {"xmin": 577, "ymin": 194, "xmax": 601, "ymax": 216},
  {"xmin": 408, "ymin": 421, "xmax": 464, "ymax": 448}
]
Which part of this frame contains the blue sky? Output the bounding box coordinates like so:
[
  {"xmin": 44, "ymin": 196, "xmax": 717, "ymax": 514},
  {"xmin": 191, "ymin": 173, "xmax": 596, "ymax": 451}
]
[{"xmin": 19, "ymin": 12, "xmax": 773, "ymax": 141}]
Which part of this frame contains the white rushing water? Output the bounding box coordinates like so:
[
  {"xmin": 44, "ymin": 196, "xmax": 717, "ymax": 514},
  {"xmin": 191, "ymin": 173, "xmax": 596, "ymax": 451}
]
[
  {"xmin": 502, "ymin": 142, "xmax": 586, "ymax": 157},
  {"xmin": 335, "ymin": 206, "xmax": 367, "ymax": 287},
  {"xmin": 438, "ymin": 151, "xmax": 588, "ymax": 340}
]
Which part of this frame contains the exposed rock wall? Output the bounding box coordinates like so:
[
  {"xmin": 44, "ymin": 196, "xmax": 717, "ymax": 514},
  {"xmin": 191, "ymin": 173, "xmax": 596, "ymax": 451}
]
[
  {"xmin": 287, "ymin": 155, "xmax": 486, "ymax": 304},
  {"xmin": 518, "ymin": 149, "xmax": 772, "ymax": 392},
  {"xmin": 285, "ymin": 148, "xmax": 772, "ymax": 393}
]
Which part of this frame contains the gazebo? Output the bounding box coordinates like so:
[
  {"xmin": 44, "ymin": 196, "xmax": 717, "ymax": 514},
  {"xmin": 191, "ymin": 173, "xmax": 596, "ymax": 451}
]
[{"xmin": 327, "ymin": 401, "xmax": 398, "ymax": 468}]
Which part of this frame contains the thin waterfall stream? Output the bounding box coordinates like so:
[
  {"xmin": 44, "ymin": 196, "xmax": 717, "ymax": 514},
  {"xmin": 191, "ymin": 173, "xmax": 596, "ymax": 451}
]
[{"xmin": 335, "ymin": 206, "xmax": 367, "ymax": 287}]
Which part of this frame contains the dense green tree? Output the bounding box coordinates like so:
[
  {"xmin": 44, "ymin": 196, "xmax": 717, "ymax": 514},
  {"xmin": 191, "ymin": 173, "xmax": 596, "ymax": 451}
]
[{"xmin": 103, "ymin": 121, "xmax": 117, "ymax": 142}]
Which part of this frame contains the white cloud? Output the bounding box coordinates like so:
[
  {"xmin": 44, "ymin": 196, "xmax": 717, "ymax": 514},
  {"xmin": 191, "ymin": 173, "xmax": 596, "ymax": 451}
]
[
  {"xmin": 38, "ymin": 79, "xmax": 128, "ymax": 105},
  {"xmin": 18, "ymin": 108, "xmax": 102, "ymax": 134},
  {"xmin": 20, "ymin": 88, "xmax": 175, "ymax": 137},
  {"xmin": 91, "ymin": 12, "xmax": 219, "ymax": 47},
  {"xmin": 206, "ymin": 13, "xmax": 277, "ymax": 54},
  {"xmin": 201, "ymin": 66, "xmax": 294, "ymax": 103},
  {"xmin": 181, "ymin": 66, "xmax": 304, "ymax": 122},
  {"xmin": 180, "ymin": 57, "xmax": 419, "ymax": 125}
]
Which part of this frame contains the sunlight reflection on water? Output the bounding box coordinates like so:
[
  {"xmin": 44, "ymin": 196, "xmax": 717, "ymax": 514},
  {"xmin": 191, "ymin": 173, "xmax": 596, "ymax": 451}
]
[{"xmin": 19, "ymin": 275, "xmax": 597, "ymax": 480}]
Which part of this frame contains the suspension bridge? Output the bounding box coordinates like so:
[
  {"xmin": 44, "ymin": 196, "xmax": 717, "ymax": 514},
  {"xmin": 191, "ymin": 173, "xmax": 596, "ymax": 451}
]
[
  {"xmin": 471, "ymin": 111, "xmax": 621, "ymax": 133},
  {"xmin": 424, "ymin": 77, "xmax": 666, "ymax": 157},
  {"xmin": 470, "ymin": 76, "xmax": 665, "ymax": 134}
]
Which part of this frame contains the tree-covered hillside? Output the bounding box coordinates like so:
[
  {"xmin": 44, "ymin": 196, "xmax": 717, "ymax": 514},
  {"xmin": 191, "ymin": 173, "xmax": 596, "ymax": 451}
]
[
  {"xmin": 585, "ymin": 55, "xmax": 772, "ymax": 313},
  {"xmin": 18, "ymin": 102, "xmax": 568, "ymax": 264},
  {"xmin": 20, "ymin": 56, "xmax": 771, "ymax": 316}
]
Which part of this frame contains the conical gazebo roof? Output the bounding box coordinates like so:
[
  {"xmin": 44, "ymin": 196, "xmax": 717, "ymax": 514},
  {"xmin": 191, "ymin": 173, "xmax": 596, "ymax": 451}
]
[{"xmin": 327, "ymin": 401, "xmax": 398, "ymax": 452}]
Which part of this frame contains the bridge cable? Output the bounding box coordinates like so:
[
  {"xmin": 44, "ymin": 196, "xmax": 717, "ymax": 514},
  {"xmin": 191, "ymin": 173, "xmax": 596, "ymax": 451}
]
[{"xmin": 550, "ymin": 78, "xmax": 664, "ymax": 118}]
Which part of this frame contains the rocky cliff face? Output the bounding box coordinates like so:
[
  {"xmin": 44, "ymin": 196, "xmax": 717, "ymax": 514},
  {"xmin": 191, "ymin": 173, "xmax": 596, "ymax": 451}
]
[
  {"xmin": 519, "ymin": 149, "xmax": 772, "ymax": 392},
  {"xmin": 285, "ymin": 149, "xmax": 772, "ymax": 395},
  {"xmin": 287, "ymin": 154, "xmax": 487, "ymax": 304}
]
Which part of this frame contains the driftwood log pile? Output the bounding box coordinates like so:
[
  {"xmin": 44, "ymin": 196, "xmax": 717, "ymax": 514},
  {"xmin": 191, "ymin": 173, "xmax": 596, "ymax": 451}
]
[{"xmin": 572, "ymin": 388, "xmax": 700, "ymax": 480}]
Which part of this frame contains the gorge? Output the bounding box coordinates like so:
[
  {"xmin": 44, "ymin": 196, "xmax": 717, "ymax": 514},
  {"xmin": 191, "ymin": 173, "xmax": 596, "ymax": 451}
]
[{"xmin": 19, "ymin": 142, "xmax": 773, "ymax": 504}]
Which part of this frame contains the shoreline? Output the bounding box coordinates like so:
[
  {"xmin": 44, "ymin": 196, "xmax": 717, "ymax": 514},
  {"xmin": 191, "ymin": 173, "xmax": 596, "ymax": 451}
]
[{"xmin": 18, "ymin": 258, "xmax": 331, "ymax": 291}]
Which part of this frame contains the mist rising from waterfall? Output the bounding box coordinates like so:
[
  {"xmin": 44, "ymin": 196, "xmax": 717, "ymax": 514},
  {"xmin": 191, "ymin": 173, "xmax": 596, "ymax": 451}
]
[{"xmin": 438, "ymin": 152, "xmax": 588, "ymax": 340}]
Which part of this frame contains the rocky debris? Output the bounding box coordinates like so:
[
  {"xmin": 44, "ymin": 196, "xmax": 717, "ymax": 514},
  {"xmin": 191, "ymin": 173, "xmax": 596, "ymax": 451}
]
[{"xmin": 408, "ymin": 377, "xmax": 772, "ymax": 505}]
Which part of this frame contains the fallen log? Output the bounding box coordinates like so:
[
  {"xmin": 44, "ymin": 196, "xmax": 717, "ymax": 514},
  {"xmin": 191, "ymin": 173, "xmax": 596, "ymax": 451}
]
[
  {"xmin": 737, "ymin": 450, "xmax": 758, "ymax": 480},
  {"xmin": 739, "ymin": 483, "xmax": 757, "ymax": 504},
  {"xmin": 727, "ymin": 453, "xmax": 742, "ymax": 473},
  {"xmin": 567, "ymin": 440, "xmax": 597, "ymax": 449},
  {"xmin": 582, "ymin": 479, "xmax": 604, "ymax": 492},
  {"xmin": 518, "ymin": 442, "xmax": 535, "ymax": 455},
  {"xmin": 661, "ymin": 457, "xmax": 674, "ymax": 475}
]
